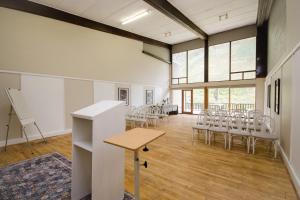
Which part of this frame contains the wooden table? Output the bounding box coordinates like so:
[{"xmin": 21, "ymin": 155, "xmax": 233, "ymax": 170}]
[{"xmin": 104, "ymin": 128, "xmax": 166, "ymax": 200}]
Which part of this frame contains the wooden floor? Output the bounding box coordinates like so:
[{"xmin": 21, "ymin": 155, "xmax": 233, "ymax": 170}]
[{"xmin": 0, "ymin": 114, "xmax": 298, "ymax": 200}]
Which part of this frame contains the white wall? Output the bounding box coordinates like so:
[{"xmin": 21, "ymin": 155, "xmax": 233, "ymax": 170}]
[
  {"xmin": 290, "ymin": 49, "xmax": 300, "ymax": 194},
  {"xmin": 265, "ymin": 0, "xmax": 300, "ymax": 196},
  {"xmin": 131, "ymin": 84, "xmax": 144, "ymax": 107},
  {"xmin": 0, "ymin": 7, "xmax": 169, "ymax": 88},
  {"xmin": 94, "ymin": 81, "xmax": 116, "ymax": 103},
  {"xmin": 21, "ymin": 75, "xmax": 65, "ymax": 137}
]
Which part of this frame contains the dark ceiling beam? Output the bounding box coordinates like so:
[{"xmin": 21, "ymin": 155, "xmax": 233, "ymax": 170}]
[
  {"xmin": 0, "ymin": 0, "xmax": 171, "ymax": 49},
  {"xmin": 143, "ymin": 0, "xmax": 207, "ymax": 40},
  {"xmin": 257, "ymin": 0, "xmax": 274, "ymax": 26}
]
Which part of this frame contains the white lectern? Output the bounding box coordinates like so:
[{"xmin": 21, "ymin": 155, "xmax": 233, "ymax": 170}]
[{"xmin": 71, "ymin": 101, "xmax": 126, "ymax": 200}]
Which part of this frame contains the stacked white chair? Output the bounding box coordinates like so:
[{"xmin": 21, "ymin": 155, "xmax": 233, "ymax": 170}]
[
  {"xmin": 228, "ymin": 113, "xmax": 251, "ymax": 153},
  {"xmin": 192, "ymin": 110, "xmax": 210, "ymax": 144},
  {"xmin": 251, "ymin": 115, "xmax": 279, "ymax": 158},
  {"xmin": 208, "ymin": 111, "xmax": 228, "ymax": 148},
  {"xmin": 190, "ymin": 108, "xmax": 279, "ymax": 158}
]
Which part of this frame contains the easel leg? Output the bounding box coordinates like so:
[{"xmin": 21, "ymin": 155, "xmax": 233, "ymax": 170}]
[
  {"xmin": 4, "ymin": 106, "xmax": 13, "ymax": 152},
  {"xmin": 22, "ymin": 127, "xmax": 34, "ymax": 154},
  {"xmin": 134, "ymin": 151, "xmax": 140, "ymax": 200},
  {"xmin": 34, "ymin": 122, "xmax": 47, "ymax": 143}
]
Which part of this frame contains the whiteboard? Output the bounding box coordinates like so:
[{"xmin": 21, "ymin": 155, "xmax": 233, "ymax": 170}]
[{"xmin": 5, "ymin": 88, "xmax": 35, "ymax": 125}]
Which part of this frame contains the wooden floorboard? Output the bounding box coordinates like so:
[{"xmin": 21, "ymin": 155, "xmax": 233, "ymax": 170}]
[{"xmin": 0, "ymin": 114, "xmax": 298, "ymax": 200}]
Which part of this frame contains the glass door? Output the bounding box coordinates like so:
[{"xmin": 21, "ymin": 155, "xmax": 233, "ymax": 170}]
[{"xmin": 182, "ymin": 90, "xmax": 193, "ymax": 114}]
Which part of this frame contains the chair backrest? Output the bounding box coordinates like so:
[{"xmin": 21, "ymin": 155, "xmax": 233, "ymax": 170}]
[
  {"xmin": 197, "ymin": 110, "xmax": 209, "ymax": 125},
  {"xmin": 229, "ymin": 113, "xmax": 246, "ymax": 131},
  {"xmin": 253, "ymin": 115, "xmax": 275, "ymax": 134},
  {"xmin": 212, "ymin": 111, "xmax": 227, "ymax": 128},
  {"xmin": 247, "ymin": 110, "xmax": 263, "ymax": 120}
]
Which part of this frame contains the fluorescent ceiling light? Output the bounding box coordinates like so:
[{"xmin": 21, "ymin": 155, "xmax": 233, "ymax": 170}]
[{"xmin": 121, "ymin": 9, "xmax": 151, "ymax": 25}]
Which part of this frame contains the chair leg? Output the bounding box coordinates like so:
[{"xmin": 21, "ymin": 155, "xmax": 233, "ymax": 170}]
[
  {"xmin": 228, "ymin": 134, "xmax": 232, "ymax": 150},
  {"xmin": 209, "ymin": 131, "xmax": 212, "ymax": 145},
  {"xmin": 247, "ymin": 137, "xmax": 250, "ymax": 154},
  {"xmin": 252, "ymin": 137, "xmax": 256, "ymax": 154},
  {"xmin": 224, "ymin": 133, "xmax": 227, "ymax": 149},
  {"xmin": 205, "ymin": 130, "xmax": 208, "ymax": 144}
]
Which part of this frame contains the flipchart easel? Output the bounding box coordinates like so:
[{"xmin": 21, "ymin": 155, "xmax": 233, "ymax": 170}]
[{"xmin": 4, "ymin": 88, "xmax": 46, "ymax": 152}]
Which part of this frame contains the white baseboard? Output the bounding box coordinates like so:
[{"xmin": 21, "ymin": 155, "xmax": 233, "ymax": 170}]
[
  {"xmin": 279, "ymin": 145, "xmax": 300, "ymax": 197},
  {"xmin": 0, "ymin": 129, "xmax": 72, "ymax": 147}
]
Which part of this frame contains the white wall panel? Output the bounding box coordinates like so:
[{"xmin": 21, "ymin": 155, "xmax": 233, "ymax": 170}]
[
  {"xmin": 291, "ymin": 49, "xmax": 300, "ymax": 183},
  {"xmin": 21, "ymin": 75, "xmax": 65, "ymax": 136},
  {"xmin": 94, "ymin": 81, "xmax": 115, "ymax": 103},
  {"xmin": 131, "ymin": 84, "xmax": 143, "ymax": 107}
]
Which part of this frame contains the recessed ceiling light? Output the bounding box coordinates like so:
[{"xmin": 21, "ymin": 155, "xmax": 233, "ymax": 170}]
[{"xmin": 121, "ymin": 9, "xmax": 151, "ymax": 25}]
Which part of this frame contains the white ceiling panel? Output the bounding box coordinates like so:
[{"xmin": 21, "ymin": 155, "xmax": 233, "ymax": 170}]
[
  {"xmin": 29, "ymin": 0, "xmax": 258, "ymax": 44},
  {"xmin": 168, "ymin": 0, "xmax": 258, "ymax": 35}
]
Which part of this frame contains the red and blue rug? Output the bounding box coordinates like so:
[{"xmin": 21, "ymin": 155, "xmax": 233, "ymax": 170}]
[{"xmin": 0, "ymin": 152, "xmax": 134, "ymax": 200}]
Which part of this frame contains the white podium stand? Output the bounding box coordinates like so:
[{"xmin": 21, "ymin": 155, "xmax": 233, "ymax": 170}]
[{"xmin": 71, "ymin": 101, "xmax": 126, "ymax": 200}]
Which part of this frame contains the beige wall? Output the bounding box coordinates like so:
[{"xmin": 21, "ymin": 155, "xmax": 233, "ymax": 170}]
[
  {"xmin": 0, "ymin": 73, "xmax": 22, "ymax": 140},
  {"xmin": 0, "ymin": 7, "xmax": 169, "ymax": 88},
  {"xmin": 255, "ymin": 78, "xmax": 265, "ymax": 111},
  {"xmin": 64, "ymin": 79, "xmax": 94, "ymax": 128},
  {"xmin": 172, "ymin": 25, "xmax": 257, "ymax": 54},
  {"xmin": 268, "ymin": 0, "xmax": 287, "ymax": 72},
  {"xmin": 208, "ymin": 25, "xmax": 257, "ymax": 46},
  {"xmin": 172, "ymin": 39, "xmax": 205, "ymax": 53},
  {"xmin": 143, "ymin": 43, "xmax": 170, "ymax": 62},
  {"xmin": 266, "ymin": 0, "xmax": 300, "ymax": 195}
]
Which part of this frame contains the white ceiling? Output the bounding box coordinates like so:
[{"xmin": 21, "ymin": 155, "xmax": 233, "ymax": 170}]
[
  {"xmin": 29, "ymin": 0, "xmax": 258, "ymax": 44},
  {"xmin": 168, "ymin": 0, "xmax": 258, "ymax": 35}
]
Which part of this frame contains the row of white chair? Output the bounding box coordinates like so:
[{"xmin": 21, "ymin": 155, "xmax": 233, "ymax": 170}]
[
  {"xmin": 126, "ymin": 105, "xmax": 168, "ymax": 128},
  {"xmin": 192, "ymin": 110, "xmax": 279, "ymax": 158}
]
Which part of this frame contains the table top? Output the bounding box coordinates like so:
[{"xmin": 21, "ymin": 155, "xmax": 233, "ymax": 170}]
[{"xmin": 104, "ymin": 128, "xmax": 166, "ymax": 151}]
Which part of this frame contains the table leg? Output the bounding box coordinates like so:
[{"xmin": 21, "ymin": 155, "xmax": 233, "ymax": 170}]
[{"xmin": 134, "ymin": 151, "xmax": 140, "ymax": 200}]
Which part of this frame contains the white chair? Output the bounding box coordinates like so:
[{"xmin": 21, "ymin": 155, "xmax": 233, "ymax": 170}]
[
  {"xmin": 208, "ymin": 112, "xmax": 228, "ymax": 149},
  {"xmin": 192, "ymin": 111, "xmax": 210, "ymax": 144},
  {"xmin": 251, "ymin": 115, "xmax": 279, "ymax": 158},
  {"xmin": 247, "ymin": 110, "xmax": 263, "ymax": 130},
  {"xmin": 228, "ymin": 113, "xmax": 251, "ymax": 153}
]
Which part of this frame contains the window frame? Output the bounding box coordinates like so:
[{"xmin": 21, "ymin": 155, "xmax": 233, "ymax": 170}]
[
  {"xmin": 171, "ymin": 48, "xmax": 205, "ymax": 85},
  {"xmin": 171, "ymin": 37, "xmax": 256, "ymax": 85}
]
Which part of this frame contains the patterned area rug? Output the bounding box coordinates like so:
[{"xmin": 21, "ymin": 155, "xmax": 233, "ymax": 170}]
[{"xmin": 0, "ymin": 152, "xmax": 134, "ymax": 200}]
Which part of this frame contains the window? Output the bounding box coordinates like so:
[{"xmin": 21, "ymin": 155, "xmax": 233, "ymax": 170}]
[
  {"xmin": 193, "ymin": 88, "xmax": 204, "ymax": 114},
  {"xmin": 172, "ymin": 37, "xmax": 256, "ymax": 84},
  {"xmin": 208, "ymin": 88, "xmax": 230, "ymax": 110},
  {"xmin": 230, "ymin": 37, "xmax": 256, "ymax": 80},
  {"xmin": 188, "ymin": 48, "xmax": 204, "ymax": 83},
  {"xmin": 209, "ymin": 43, "xmax": 230, "ymax": 81},
  {"xmin": 208, "ymin": 87, "xmax": 256, "ymax": 111},
  {"xmin": 172, "ymin": 52, "xmax": 187, "ymax": 84},
  {"xmin": 230, "ymin": 87, "xmax": 256, "ymax": 111}
]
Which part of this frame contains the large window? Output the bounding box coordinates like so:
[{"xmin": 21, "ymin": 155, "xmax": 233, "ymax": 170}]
[
  {"xmin": 172, "ymin": 52, "xmax": 187, "ymax": 84},
  {"xmin": 208, "ymin": 88, "xmax": 230, "ymax": 110},
  {"xmin": 209, "ymin": 43, "xmax": 230, "ymax": 82},
  {"xmin": 231, "ymin": 37, "xmax": 256, "ymax": 80},
  {"xmin": 230, "ymin": 87, "xmax": 256, "ymax": 110},
  {"xmin": 172, "ymin": 37, "xmax": 256, "ymax": 84},
  {"xmin": 208, "ymin": 87, "xmax": 256, "ymax": 111},
  {"xmin": 172, "ymin": 48, "xmax": 204, "ymax": 84},
  {"xmin": 188, "ymin": 49, "xmax": 204, "ymax": 83},
  {"xmin": 208, "ymin": 37, "xmax": 256, "ymax": 82}
]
